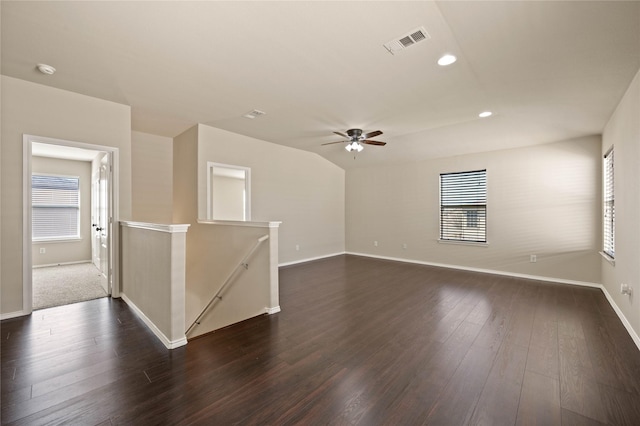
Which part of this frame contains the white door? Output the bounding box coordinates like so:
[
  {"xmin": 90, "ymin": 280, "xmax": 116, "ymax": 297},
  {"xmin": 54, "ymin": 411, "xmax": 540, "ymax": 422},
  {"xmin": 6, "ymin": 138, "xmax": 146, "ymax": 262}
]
[
  {"xmin": 99, "ymin": 160, "xmax": 109, "ymax": 289},
  {"xmin": 91, "ymin": 153, "xmax": 110, "ymax": 294},
  {"xmin": 92, "ymin": 161, "xmax": 101, "ymax": 270}
]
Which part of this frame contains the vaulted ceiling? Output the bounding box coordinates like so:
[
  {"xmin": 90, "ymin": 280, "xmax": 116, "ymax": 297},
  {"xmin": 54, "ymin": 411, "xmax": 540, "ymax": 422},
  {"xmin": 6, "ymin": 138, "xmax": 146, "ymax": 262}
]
[{"xmin": 2, "ymin": 1, "xmax": 639, "ymax": 169}]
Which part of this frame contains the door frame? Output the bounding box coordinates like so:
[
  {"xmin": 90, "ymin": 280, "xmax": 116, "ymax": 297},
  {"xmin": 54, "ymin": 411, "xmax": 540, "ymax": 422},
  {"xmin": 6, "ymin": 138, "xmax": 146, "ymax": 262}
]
[
  {"xmin": 91, "ymin": 157, "xmax": 102, "ymax": 271},
  {"xmin": 23, "ymin": 134, "xmax": 120, "ymax": 314}
]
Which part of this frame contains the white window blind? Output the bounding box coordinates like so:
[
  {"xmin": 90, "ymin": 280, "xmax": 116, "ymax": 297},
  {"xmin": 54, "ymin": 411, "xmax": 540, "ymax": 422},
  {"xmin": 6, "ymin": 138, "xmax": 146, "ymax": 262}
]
[
  {"xmin": 32, "ymin": 174, "xmax": 80, "ymax": 240},
  {"xmin": 603, "ymin": 148, "xmax": 614, "ymax": 258},
  {"xmin": 440, "ymin": 169, "xmax": 487, "ymax": 243}
]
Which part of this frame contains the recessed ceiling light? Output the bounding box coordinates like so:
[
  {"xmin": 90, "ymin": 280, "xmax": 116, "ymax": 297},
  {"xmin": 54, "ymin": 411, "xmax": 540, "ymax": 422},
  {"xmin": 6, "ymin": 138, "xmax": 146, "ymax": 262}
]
[
  {"xmin": 479, "ymin": 111, "xmax": 493, "ymax": 118},
  {"xmin": 437, "ymin": 54, "xmax": 457, "ymax": 66},
  {"xmin": 36, "ymin": 63, "xmax": 56, "ymax": 75}
]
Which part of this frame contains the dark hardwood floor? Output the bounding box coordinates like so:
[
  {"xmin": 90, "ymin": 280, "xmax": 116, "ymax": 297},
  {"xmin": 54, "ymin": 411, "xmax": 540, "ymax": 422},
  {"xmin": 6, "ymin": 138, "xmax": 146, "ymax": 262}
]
[{"xmin": 2, "ymin": 254, "xmax": 640, "ymax": 425}]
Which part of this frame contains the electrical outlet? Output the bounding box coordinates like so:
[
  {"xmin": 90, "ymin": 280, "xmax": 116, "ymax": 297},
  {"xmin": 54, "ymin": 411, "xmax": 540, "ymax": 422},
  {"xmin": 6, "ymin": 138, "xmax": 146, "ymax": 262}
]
[
  {"xmin": 374, "ymin": 241, "xmax": 378, "ymax": 247},
  {"xmin": 621, "ymin": 283, "xmax": 633, "ymax": 296},
  {"xmin": 39, "ymin": 248, "xmax": 46, "ymax": 254},
  {"xmin": 530, "ymin": 254, "xmax": 537, "ymax": 263},
  {"xmin": 295, "ymin": 245, "xmax": 300, "ymax": 251},
  {"xmin": 402, "ymin": 243, "xmax": 408, "ymax": 249}
]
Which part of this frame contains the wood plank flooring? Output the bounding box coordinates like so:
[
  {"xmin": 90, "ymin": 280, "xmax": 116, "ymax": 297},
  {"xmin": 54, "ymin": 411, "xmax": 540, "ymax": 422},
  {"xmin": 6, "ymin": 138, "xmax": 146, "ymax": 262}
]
[{"xmin": 2, "ymin": 254, "xmax": 640, "ymax": 425}]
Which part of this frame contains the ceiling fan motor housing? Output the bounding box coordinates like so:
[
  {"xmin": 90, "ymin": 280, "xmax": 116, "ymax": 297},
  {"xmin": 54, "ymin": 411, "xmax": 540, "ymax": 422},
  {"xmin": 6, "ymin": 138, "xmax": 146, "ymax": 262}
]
[{"xmin": 347, "ymin": 129, "xmax": 363, "ymax": 140}]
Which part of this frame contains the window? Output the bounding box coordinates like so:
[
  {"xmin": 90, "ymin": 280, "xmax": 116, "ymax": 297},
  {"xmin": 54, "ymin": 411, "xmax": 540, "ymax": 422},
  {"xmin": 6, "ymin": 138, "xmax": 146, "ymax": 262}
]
[
  {"xmin": 32, "ymin": 174, "xmax": 80, "ymax": 241},
  {"xmin": 466, "ymin": 210, "xmax": 479, "ymax": 228},
  {"xmin": 207, "ymin": 162, "xmax": 251, "ymax": 221},
  {"xmin": 603, "ymin": 148, "xmax": 614, "ymax": 258},
  {"xmin": 440, "ymin": 169, "xmax": 487, "ymax": 243}
]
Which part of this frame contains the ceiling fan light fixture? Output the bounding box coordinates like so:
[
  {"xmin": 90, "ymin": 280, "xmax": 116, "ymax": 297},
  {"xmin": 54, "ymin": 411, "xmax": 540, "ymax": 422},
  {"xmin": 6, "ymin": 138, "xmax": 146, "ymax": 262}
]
[
  {"xmin": 345, "ymin": 142, "xmax": 364, "ymax": 152},
  {"xmin": 323, "ymin": 129, "xmax": 385, "ymax": 152}
]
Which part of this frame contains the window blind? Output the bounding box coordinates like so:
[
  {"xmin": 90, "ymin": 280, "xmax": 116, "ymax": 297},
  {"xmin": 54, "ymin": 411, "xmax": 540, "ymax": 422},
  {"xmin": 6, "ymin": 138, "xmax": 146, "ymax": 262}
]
[
  {"xmin": 32, "ymin": 174, "xmax": 80, "ymax": 240},
  {"xmin": 603, "ymin": 149, "xmax": 614, "ymax": 258},
  {"xmin": 440, "ymin": 169, "xmax": 487, "ymax": 243}
]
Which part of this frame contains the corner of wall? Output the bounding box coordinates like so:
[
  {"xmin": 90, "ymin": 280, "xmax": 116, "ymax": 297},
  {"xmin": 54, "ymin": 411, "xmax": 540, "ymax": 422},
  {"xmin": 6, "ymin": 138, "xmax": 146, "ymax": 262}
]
[
  {"xmin": 172, "ymin": 125, "xmax": 199, "ymax": 224},
  {"xmin": 600, "ymin": 67, "xmax": 640, "ymax": 350}
]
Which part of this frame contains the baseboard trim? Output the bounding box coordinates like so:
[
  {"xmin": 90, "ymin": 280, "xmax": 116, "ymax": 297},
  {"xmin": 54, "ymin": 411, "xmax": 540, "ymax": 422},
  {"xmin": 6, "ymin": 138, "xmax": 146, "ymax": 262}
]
[
  {"xmin": 346, "ymin": 252, "xmax": 602, "ymax": 288},
  {"xmin": 33, "ymin": 260, "xmax": 93, "ymax": 269},
  {"xmin": 265, "ymin": 306, "xmax": 281, "ymax": 314},
  {"xmin": 599, "ymin": 286, "xmax": 640, "ymax": 351},
  {"xmin": 0, "ymin": 310, "xmax": 29, "ymax": 321},
  {"xmin": 279, "ymin": 251, "xmax": 346, "ymax": 267},
  {"xmin": 121, "ymin": 293, "xmax": 187, "ymax": 350}
]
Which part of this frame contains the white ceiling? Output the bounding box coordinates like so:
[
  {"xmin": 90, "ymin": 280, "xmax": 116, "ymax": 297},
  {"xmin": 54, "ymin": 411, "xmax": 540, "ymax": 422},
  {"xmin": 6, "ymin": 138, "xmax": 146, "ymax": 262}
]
[{"xmin": 2, "ymin": 1, "xmax": 639, "ymax": 169}]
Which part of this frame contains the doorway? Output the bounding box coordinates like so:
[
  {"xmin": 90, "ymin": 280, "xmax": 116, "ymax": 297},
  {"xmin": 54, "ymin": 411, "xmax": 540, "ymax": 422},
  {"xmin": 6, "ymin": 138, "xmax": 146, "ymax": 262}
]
[{"xmin": 23, "ymin": 135, "xmax": 119, "ymax": 313}]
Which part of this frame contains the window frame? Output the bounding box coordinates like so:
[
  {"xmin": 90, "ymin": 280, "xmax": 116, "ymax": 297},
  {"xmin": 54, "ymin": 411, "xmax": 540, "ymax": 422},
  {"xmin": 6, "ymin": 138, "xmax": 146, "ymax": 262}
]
[
  {"xmin": 31, "ymin": 173, "xmax": 81, "ymax": 242},
  {"xmin": 206, "ymin": 161, "xmax": 251, "ymax": 222},
  {"xmin": 603, "ymin": 147, "xmax": 614, "ymax": 260},
  {"xmin": 439, "ymin": 169, "xmax": 487, "ymax": 245}
]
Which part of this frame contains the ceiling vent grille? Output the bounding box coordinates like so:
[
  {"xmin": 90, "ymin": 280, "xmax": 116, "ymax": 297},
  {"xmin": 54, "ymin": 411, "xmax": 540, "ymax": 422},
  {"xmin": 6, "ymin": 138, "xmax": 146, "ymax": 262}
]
[{"xmin": 384, "ymin": 26, "xmax": 430, "ymax": 55}]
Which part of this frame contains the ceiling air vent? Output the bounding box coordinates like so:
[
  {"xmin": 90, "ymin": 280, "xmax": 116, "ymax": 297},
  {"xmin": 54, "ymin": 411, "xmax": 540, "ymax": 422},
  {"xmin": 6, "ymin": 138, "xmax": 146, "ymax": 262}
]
[{"xmin": 384, "ymin": 26, "xmax": 430, "ymax": 55}]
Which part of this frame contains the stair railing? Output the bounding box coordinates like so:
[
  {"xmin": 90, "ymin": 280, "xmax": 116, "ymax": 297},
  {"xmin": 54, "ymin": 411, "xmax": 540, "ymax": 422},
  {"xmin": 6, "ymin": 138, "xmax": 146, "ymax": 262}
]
[{"xmin": 186, "ymin": 234, "xmax": 269, "ymax": 337}]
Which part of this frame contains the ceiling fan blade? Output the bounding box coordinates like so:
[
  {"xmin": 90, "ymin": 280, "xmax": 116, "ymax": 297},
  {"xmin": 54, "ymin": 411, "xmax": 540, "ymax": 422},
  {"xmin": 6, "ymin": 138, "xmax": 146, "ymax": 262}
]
[
  {"xmin": 362, "ymin": 140, "xmax": 386, "ymax": 146},
  {"xmin": 333, "ymin": 131, "xmax": 349, "ymax": 138},
  {"xmin": 363, "ymin": 130, "xmax": 383, "ymax": 139},
  {"xmin": 321, "ymin": 140, "xmax": 347, "ymax": 146}
]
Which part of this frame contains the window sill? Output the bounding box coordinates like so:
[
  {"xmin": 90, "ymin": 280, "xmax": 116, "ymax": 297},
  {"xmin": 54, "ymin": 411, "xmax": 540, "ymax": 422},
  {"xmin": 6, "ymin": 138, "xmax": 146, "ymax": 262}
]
[
  {"xmin": 599, "ymin": 251, "xmax": 615, "ymax": 266},
  {"xmin": 438, "ymin": 239, "xmax": 489, "ymax": 247},
  {"xmin": 33, "ymin": 237, "xmax": 82, "ymax": 244}
]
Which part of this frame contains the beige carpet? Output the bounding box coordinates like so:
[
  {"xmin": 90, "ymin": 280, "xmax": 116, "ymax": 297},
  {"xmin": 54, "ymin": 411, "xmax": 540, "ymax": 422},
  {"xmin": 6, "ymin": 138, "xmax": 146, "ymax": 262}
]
[{"xmin": 33, "ymin": 263, "xmax": 108, "ymax": 310}]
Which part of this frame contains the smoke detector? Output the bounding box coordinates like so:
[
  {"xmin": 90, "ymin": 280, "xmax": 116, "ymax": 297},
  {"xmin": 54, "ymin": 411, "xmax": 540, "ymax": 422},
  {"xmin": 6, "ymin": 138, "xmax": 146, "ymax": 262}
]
[
  {"xmin": 243, "ymin": 109, "xmax": 266, "ymax": 119},
  {"xmin": 36, "ymin": 63, "xmax": 56, "ymax": 75},
  {"xmin": 384, "ymin": 26, "xmax": 430, "ymax": 55}
]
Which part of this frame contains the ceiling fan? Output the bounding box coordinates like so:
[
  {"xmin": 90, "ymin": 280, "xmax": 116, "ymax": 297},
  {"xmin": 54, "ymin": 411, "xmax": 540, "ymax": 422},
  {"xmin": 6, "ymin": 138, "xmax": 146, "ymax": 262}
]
[{"xmin": 322, "ymin": 129, "xmax": 386, "ymax": 152}]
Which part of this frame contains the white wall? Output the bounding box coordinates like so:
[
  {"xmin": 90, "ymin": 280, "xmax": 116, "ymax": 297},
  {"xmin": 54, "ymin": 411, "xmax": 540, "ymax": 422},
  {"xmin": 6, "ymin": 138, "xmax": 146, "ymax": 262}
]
[
  {"xmin": 183, "ymin": 222, "xmax": 276, "ymax": 337},
  {"xmin": 172, "ymin": 126, "xmax": 199, "ymax": 224},
  {"xmin": 31, "ymin": 156, "xmax": 92, "ymax": 266},
  {"xmin": 346, "ymin": 136, "xmax": 602, "ymax": 285},
  {"xmin": 602, "ymin": 68, "xmax": 640, "ymax": 343},
  {"xmin": 0, "ymin": 3, "xmax": 3, "ymax": 298},
  {"xmin": 0, "ymin": 76, "xmax": 131, "ymax": 316},
  {"xmin": 173, "ymin": 126, "xmax": 279, "ymax": 337},
  {"xmin": 211, "ymin": 175, "xmax": 245, "ymax": 220},
  {"xmin": 197, "ymin": 124, "xmax": 345, "ymax": 264},
  {"xmin": 131, "ymin": 131, "xmax": 173, "ymax": 223},
  {"xmin": 121, "ymin": 222, "xmax": 188, "ymax": 348}
]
